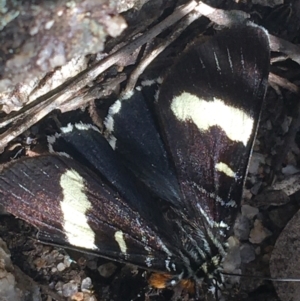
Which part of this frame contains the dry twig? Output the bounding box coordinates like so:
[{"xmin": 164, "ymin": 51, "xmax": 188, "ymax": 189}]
[{"xmin": 0, "ymin": 1, "xmax": 299, "ymax": 152}]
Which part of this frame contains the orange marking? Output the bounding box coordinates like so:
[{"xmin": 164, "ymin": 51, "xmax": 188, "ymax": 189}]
[
  {"xmin": 179, "ymin": 279, "xmax": 195, "ymax": 294},
  {"xmin": 148, "ymin": 273, "xmax": 173, "ymax": 289},
  {"xmin": 148, "ymin": 273, "xmax": 195, "ymax": 294}
]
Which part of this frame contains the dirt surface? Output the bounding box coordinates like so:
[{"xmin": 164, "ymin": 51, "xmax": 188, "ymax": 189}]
[{"xmin": 0, "ymin": 0, "xmax": 300, "ymax": 301}]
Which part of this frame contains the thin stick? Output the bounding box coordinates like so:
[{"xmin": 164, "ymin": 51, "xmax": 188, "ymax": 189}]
[
  {"xmin": 0, "ymin": 0, "xmax": 198, "ymax": 152},
  {"xmin": 0, "ymin": 1, "xmax": 299, "ymax": 152},
  {"xmin": 122, "ymin": 6, "xmax": 207, "ymax": 96},
  {"xmin": 269, "ymin": 73, "xmax": 300, "ymax": 95},
  {"xmin": 222, "ymin": 271, "xmax": 300, "ymax": 282}
]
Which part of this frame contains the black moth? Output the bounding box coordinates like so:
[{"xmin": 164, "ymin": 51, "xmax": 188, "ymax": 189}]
[{"xmin": 0, "ymin": 23, "xmax": 270, "ymax": 299}]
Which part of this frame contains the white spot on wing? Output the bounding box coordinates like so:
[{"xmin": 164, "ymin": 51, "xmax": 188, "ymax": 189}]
[
  {"xmin": 47, "ymin": 134, "xmax": 59, "ymax": 153},
  {"xmin": 199, "ymin": 57, "xmax": 206, "ymax": 69},
  {"xmin": 227, "ymin": 47, "xmax": 233, "ymax": 73},
  {"xmin": 22, "ymin": 171, "xmax": 30, "ymax": 178},
  {"xmin": 48, "ymin": 123, "xmax": 100, "ymax": 153},
  {"xmin": 171, "ymin": 263, "xmax": 176, "ymax": 271},
  {"xmin": 214, "ymin": 51, "xmax": 221, "ymax": 73},
  {"xmin": 104, "ymin": 115, "xmax": 114, "ymax": 132},
  {"xmin": 60, "ymin": 123, "xmax": 74, "ymax": 134},
  {"xmin": 108, "ymin": 135, "xmax": 117, "ymax": 150},
  {"xmin": 165, "ymin": 258, "xmax": 171, "ymax": 272},
  {"xmin": 74, "ymin": 123, "xmax": 100, "ymax": 133},
  {"xmin": 201, "ymin": 262, "xmax": 208, "ymax": 273},
  {"xmin": 145, "ymin": 257, "xmax": 153, "ymax": 267},
  {"xmin": 60, "ymin": 169, "xmax": 97, "ymax": 250},
  {"xmin": 47, "ymin": 134, "xmax": 71, "ymax": 158},
  {"xmin": 154, "ymin": 88, "xmax": 160, "ymax": 102},
  {"xmin": 104, "ymin": 100, "xmax": 122, "ymax": 132},
  {"xmin": 196, "ymin": 201, "xmax": 230, "ymax": 231},
  {"xmin": 194, "ymin": 183, "xmax": 237, "ymax": 208},
  {"xmin": 141, "ymin": 79, "xmax": 158, "ymax": 87},
  {"xmin": 196, "ymin": 202, "xmax": 227, "ymax": 256},
  {"xmin": 170, "ymin": 93, "xmax": 254, "ymax": 146},
  {"xmin": 157, "ymin": 77, "xmax": 163, "ymax": 84},
  {"xmin": 11, "ymin": 192, "xmax": 22, "ymax": 200},
  {"xmin": 114, "ymin": 230, "xmax": 127, "ymax": 254},
  {"xmin": 18, "ymin": 184, "xmax": 35, "ymax": 196},
  {"xmin": 215, "ymin": 162, "xmax": 236, "ymax": 178}
]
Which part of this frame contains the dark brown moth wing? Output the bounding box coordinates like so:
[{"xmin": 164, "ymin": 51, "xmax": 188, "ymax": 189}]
[
  {"xmin": 0, "ymin": 24, "xmax": 270, "ymax": 296},
  {"xmin": 157, "ymin": 24, "xmax": 270, "ymax": 239},
  {"xmin": 105, "ymin": 89, "xmax": 181, "ymax": 206},
  {"xmin": 47, "ymin": 123, "xmax": 169, "ymax": 225},
  {"xmin": 0, "ymin": 155, "xmax": 185, "ymax": 273}
]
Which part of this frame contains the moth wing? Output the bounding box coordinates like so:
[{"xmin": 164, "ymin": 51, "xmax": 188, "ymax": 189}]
[
  {"xmin": 0, "ymin": 155, "xmax": 184, "ymax": 272},
  {"xmin": 156, "ymin": 24, "xmax": 270, "ymax": 235},
  {"xmin": 48, "ymin": 123, "xmax": 166, "ymax": 224},
  {"xmin": 105, "ymin": 89, "xmax": 181, "ymax": 206}
]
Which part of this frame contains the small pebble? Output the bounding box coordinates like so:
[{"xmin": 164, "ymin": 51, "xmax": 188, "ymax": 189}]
[
  {"xmin": 282, "ymin": 164, "xmax": 299, "ymax": 175},
  {"xmin": 81, "ymin": 277, "xmax": 92, "ymax": 291},
  {"xmin": 240, "ymin": 243, "xmax": 256, "ymax": 263},
  {"xmin": 249, "ymin": 219, "xmax": 272, "ymax": 244},
  {"xmin": 248, "ymin": 153, "xmax": 265, "ymax": 174},
  {"xmin": 64, "ymin": 255, "xmax": 72, "ymax": 268},
  {"xmin": 234, "ymin": 215, "xmax": 250, "ymax": 241},
  {"xmin": 241, "ymin": 205, "xmax": 259, "ymax": 220},
  {"xmin": 71, "ymin": 292, "xmax": 84, "ymax": 301},
  {"xmin": 62, "ymin": 281, "xmax": 78, "ymax": 297},
  {"xmin": 98, "ymin": 262, "xmax": 117, "ymax": 278},
  {"xmin": 250, "ymin": 181, "xmax": 262, "ymax": 195},
  {"xmin": 57, "ymin": 262, "xmax": 66, "ymax": 272}
]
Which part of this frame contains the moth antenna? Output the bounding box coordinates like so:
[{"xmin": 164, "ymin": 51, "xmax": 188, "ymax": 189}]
[{"xmin": 222, "ymin": 272, "xmax": 300, "ymax": 282}]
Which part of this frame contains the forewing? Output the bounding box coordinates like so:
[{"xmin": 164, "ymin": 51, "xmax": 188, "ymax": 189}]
[
  {"xmin": 157, "ymin": 25, "xmax": 270, "ymax": 235},
  {"xmin": 0, "ymin": 155, "xmax": 184, "ymax": 272}
]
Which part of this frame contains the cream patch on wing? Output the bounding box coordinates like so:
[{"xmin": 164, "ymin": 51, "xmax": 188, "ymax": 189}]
[
  {"xmin": 114, "ymin": 230, "xmax": 127, "ymax": 254},
  {"xmin": 60, "ymin": 169, "xmax": 97, "ymax": 250},
  {"xmin": 215, "ymin": 162, "xmax": 236, "ymax": 178},
  {"xmin": 170, "ymin": 93, "xmax": 254, "ymax": 146}
]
